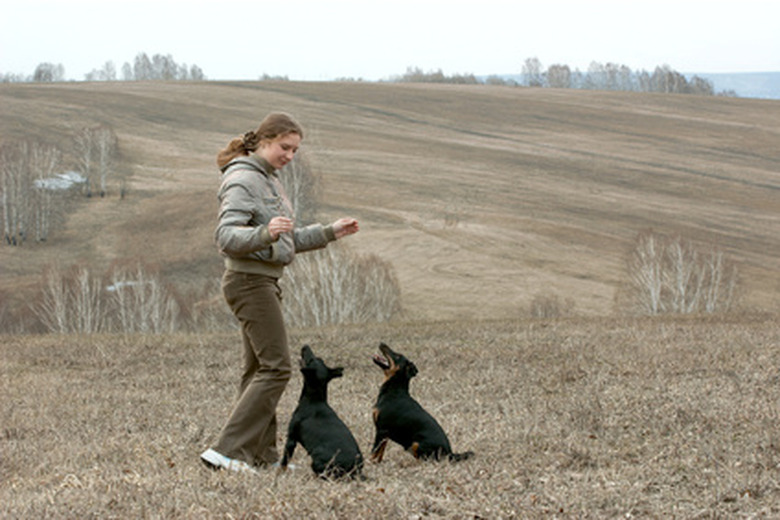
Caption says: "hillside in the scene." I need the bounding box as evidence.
[0,81,778,324]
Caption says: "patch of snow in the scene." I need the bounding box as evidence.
[34,171,86,190]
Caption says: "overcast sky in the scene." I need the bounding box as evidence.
[2,0,778,81]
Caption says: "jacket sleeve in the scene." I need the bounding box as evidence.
[215,173,276,257]
[293,224,336,253]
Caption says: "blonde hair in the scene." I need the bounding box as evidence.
[217,112,304,168]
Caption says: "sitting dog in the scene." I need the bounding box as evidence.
[281,345,364,479]
[371,342,474,463]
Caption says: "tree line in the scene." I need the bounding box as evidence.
[3,53,734,96]
[393,59,736,97]
[0,53,205,83]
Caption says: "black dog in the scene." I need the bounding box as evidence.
[371,342,474,463]
[281,345,364,479]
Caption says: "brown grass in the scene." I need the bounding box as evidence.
[1,81,778,326]
[2,315,779,517]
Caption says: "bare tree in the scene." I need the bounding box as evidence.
[665,237,702,314]
[34,264,107,333]
[72,267,107,333]
[74,127,94,196]
[522,57,543,87]
[133,53,153,80]
[34,262,182,334]
[34,264,69,333]
[95,126,118,196]
[0,72,26,83]
[32,62,65,82]
[1,140,64,244]
[652,65,688,94]
[29,142,63,241]
[282,243,402,327]
[121,62,133,81]
[279,149,321,224]
[689,76,715,96]
[546,64,572,89]
[107,263,181,333]
[74,125,118,197]
[583,62,608,90]
[0,141,28,244]
[152,54,177,80]
[84,61,117,82]
[189,65,206,81]
[700,249,738,313]
[624,230,739,315]
[121,52,205,81]
[626,230,665,314]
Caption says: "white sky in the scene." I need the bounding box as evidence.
[2,0,778,81]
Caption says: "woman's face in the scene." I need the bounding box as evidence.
[258,132,301,170]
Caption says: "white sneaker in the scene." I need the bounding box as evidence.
[273,461,300,471]
[200,448,259,475]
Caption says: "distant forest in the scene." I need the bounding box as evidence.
[2,53,735,97]
[394,58,736,97]
[0,53,205,83]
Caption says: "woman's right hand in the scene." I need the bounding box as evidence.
[267,216,294,240]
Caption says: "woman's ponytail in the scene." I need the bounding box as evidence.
[216,113,303,169]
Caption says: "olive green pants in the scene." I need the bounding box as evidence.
[213,270,292,466]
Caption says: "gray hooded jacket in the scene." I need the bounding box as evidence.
[215,155,335,278]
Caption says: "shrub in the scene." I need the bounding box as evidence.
[530,292,575,319]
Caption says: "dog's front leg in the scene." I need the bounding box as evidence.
[281,434,298,469]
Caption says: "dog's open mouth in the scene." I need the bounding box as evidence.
[372,353,390,370]
[373,343,394,370]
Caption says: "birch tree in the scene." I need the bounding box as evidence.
[282,243,401,327]
[33,62,65,82]
[625,230,739,315]
[74,125,118,197]
[1,140,63,244]
[95,126,117,196]
[29,142,63,241]
[0,141,28,244]
[546,64,572,89]
[34,264,69,333]
[279,149,321,224]
[34,265,106,333]
[107,263,180,333]
[71,267,106,333]
[522,57,544,87]
[626,230,665,314]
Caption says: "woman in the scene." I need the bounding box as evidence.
[200,112,359,473]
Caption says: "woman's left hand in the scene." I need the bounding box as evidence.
[332,218,359,239]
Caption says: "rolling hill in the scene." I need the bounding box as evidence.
[0,81,778,326]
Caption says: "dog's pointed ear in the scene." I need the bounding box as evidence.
[329,367,344,380]
[406,362,418,378]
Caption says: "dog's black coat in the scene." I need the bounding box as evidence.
[371,342,474,463]
[281,345,364,479]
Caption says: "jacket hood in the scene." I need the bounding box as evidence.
[220,154,276,176]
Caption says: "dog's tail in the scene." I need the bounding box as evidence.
[448,450,474,462]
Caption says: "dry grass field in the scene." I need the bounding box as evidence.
[2,316,779,518]
[0,81,778,324]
